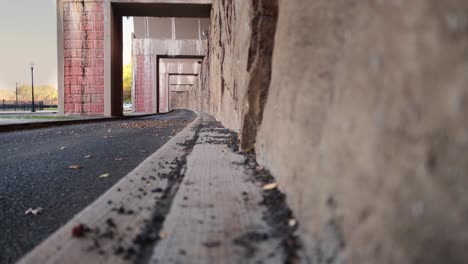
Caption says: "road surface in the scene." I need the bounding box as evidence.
[0,109,196,264]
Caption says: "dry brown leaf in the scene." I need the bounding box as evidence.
[69,164,82,170]
[263,182,278,190]
[99,173,110,178]
[288,219,297,227]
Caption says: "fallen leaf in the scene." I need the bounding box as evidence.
[25,207,43,216]
[71,223,90,238]
[84,155,93,159]
[69,164,82,170]
[159,232,167,239]
[99,173,111,178]
[263,182,278,190]
[60,147,67,150]
[255,166,264,171]
[107,129,112,133]
[288,219,297,227]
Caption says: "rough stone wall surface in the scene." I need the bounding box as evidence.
[63,0,105,115]
[254,1,468,263]
[197,0,277,150]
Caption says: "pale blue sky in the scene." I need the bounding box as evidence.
[0,1,133,91]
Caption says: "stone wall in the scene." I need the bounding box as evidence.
[63,0,105,115]
[192,0,277,149]
[198,0,468,263]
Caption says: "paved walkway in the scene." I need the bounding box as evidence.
[18,113,304,264]
[0,112,98,125]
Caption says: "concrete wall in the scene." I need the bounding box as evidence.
[134,17,210,39]
[192,0,468,263]
[132,39,206,113]
[62,0,105,115]
[170,91,189,109]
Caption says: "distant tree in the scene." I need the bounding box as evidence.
[16,85,58,104]
[123,64,132,103]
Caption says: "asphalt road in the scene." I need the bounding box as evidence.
[0,109,197,264]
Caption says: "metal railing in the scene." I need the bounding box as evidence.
[0,100,57,111]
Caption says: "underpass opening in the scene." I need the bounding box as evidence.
[107,2,211,116]
[156,56,204,112]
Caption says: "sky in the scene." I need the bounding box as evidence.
[0,0,134,91]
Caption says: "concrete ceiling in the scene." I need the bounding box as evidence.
[113,3,211,17]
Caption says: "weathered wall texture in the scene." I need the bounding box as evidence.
[189,0,277,150]
[255,1,468,263]
[63,0,105,115]
[195,0,468,263]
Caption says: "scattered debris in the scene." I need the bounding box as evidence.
[99,173,111,178]
[106,218,117,229]
[288,219,297,227]
[71,223,91,238]
[69,164,82,170]
[203,241,222,248]
[25,207,43,216]
[263,182,278,190]
[115,157,124,161]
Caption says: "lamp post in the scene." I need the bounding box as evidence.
[15,82,18,111]
[30,62,35,112]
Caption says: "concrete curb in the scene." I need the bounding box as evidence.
[0,113,162,133]
[18,113,201,264]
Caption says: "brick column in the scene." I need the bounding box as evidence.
[159,71,169,113]
[63,0,105,115]
[134,55,155,113]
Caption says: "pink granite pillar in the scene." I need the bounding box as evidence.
[63,0,105,115]
[134,55,155,113]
